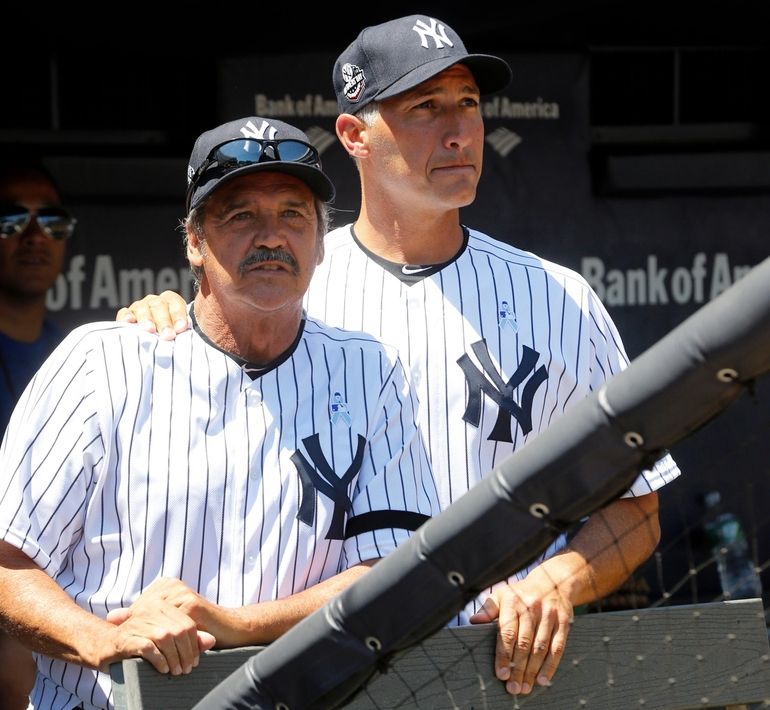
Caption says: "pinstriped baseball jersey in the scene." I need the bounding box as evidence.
[304,224,681,619]
[0,317,439,710]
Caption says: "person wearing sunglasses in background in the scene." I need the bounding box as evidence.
[0,157,74,436]
[0,155,75,710]
[0,117,439,710]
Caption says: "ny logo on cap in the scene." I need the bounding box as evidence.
[240,119,277,140]
[412,18,453,49]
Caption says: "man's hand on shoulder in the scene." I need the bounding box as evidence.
[116,291,189,341]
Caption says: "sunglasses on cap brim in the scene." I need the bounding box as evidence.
[187,138,321,200]
[0,204,77,241]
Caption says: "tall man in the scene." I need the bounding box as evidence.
[0,116,438,710]
[120,15,680,696]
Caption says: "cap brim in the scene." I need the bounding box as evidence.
[189,161,335,212]
[376,53,512,102]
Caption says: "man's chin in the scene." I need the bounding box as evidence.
[447,188,478,210]
[434,177,479,209]
[12,279,58,299]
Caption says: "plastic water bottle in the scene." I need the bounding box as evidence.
[703,491,763,600]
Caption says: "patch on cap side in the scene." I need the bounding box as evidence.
[341,63,366,103]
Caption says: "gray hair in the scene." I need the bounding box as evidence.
[354,103,380,128]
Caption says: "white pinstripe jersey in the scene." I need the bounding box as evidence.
[305,224,681,620]
[0,317,439,710]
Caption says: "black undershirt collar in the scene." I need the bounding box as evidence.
[349,224,470,285]
[190,306,306,381]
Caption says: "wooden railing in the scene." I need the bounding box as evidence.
[111,599,770,710]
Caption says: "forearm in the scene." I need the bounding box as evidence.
[210,560,377,647]
[533,492,661,606]
[0,542,115,668]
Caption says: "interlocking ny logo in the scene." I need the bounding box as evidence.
[240,119,277,140]
[412,18,453,49]
[290,434,366,540]
[457,341,548,442]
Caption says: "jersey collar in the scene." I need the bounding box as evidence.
[349,225,470,285]
[190,306,306,381]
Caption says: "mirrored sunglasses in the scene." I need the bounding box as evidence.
[0,204,77,240]
[188,138,321,194]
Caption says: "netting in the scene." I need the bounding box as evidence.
[190,257,770,710]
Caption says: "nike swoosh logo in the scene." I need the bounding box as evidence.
[401,264,433,275]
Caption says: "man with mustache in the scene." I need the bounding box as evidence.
[0,116,439,710]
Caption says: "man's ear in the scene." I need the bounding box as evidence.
[186,226,204,268]
[336,113,369,159]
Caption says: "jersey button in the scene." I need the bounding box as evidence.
[246,389,263,406]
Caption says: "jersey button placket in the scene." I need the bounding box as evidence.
[405,284,426,393]
[245,387,263,481]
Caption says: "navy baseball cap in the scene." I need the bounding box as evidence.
[186,116,335,212]
[333,15,512,114]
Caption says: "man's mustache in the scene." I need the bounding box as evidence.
[240,248,299,275]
